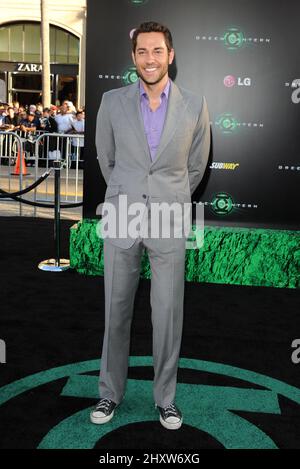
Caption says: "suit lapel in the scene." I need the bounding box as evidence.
[120,82,151,162]
[151,81,187,166]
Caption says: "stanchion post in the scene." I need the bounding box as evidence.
[54,160,61,267]
[38,158,70,272]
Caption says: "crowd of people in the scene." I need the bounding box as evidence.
[0,100,85,167]
[0,100,85,135]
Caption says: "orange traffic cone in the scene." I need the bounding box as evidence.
[11,149,27,176]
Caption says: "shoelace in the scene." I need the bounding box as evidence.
[96,399,112,411]
[163,404,178,417]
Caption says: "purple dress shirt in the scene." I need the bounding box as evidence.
[139,79,170,162]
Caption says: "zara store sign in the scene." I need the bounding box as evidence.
[16,63,42,73]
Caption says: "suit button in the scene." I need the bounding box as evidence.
[149,170,153,175]
[142,194,147,199]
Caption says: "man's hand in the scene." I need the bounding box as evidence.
[20,125,36,133]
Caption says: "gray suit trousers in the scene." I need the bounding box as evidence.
[99,235,186,408]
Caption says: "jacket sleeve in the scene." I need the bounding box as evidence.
[95,92,115,185]
[50,116,58,133]
[187,96,211,195]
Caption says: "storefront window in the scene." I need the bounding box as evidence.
[0,22,79,107]
[58,75,77,103]
[12,74,42,90]
[69,35,79,63]
[10,25,23,62]
[0,72,6,102]
[50,27,56,62]
[0,28,9,61]
[9,73,54,106]
[24,23,41,62]
[0,22,79,64]
[55,29,69,63]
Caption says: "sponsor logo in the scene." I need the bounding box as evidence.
[210,162,240,170]
[224,75,236,87]
[224,75,251,87]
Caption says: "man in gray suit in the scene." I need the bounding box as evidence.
[91,21,210,430]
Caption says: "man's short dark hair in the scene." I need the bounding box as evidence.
[132,21,173,53]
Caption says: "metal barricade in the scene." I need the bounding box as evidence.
[0,131,25,216]
[0,130,84,217]
[33,132,84,217]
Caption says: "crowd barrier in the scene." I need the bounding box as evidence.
[0,129,84,271]
[0,129,84,216]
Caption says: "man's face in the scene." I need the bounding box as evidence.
[60,104,68,114]
[27,114,35,122]
[76,112,84,121]
[132,32,174,86]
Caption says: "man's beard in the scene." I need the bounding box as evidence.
[136,64,169,86]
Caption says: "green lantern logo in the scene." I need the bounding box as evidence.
[223,27,245,50]
[216,113,238,134]
[211,192,234,215]
[1,356,300,448]
[122,66,139,86]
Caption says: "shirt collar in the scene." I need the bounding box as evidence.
[139,79,171,100]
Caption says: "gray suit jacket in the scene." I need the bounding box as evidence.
[96,80,210,248]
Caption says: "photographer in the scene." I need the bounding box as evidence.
[39,107,58,134]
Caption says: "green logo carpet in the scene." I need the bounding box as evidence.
[1,356,300,449]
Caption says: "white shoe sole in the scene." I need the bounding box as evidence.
[159,415,183,430]
[90,409,115,425]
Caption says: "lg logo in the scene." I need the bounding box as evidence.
[224,75,251,87]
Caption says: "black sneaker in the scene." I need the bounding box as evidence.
[90,398,117,424]
[157,403,183,430]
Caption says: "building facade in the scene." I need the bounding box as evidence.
[0,0,86,108]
